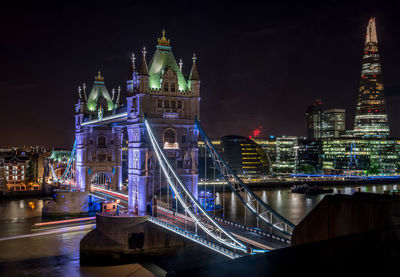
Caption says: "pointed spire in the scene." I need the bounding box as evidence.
[116,86,121,107]
[95,71,104,82]
[128,53,136,79]
[130,53,136,70]
[189,53,199,81]
[158,29,171,47]
[139,46,149,75]
[366,17,378,44]
[82,83,87,101]
[179,58,183,72]
[78,86,82,99]
[111,88,115,101]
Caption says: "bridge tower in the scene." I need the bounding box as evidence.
[126,31,200,215]
[75,73,124,191]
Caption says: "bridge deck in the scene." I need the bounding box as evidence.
[90,186,290,255]
[156,206,288,251]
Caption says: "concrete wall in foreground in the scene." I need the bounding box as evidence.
[292,192,400,245]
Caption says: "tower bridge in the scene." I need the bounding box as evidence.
[57,31,295,258]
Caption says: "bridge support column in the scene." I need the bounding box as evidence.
[76,165,87,192]
[137,177,147,216]
[128,175,135,213]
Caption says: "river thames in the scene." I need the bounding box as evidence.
[0,183,397,276]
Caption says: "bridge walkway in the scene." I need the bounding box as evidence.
[156,205,289,250]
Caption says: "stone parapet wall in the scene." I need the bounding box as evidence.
[42,191,89,217]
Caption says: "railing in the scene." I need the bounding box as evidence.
[156,204,290,245]
[148,216,243,259]
[50,140,77,183]
[212,216,291,245]
[196,118,295,237]
[145,118,249,253]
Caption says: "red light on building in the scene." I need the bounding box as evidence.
[250,126,262,139]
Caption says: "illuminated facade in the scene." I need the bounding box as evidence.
[75,73,124,192]
[221,136,269,176]
[3,156,29,184]
[126,31,200,215]
[273,137,299,173]
[75,32,200,215]
[322,138,399,175]
[306,100,345,139]
[306,99,324,139]
[353,18,389,138]
[322,109,346,138]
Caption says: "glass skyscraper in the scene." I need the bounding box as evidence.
[353,18,390,138]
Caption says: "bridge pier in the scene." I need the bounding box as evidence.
[42,191,91,218]
[80,213,196,266]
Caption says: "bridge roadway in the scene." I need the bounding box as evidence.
[90,186,289,253]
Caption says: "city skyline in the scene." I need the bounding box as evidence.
[1,1,400,148]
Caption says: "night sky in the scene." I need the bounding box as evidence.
[2,0,400,149]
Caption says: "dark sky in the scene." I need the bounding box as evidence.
[1,0,400,149]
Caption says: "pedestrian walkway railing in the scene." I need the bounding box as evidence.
[212,216,291,245]
[148,216,243,259]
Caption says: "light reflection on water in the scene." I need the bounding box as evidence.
[0,183,398,275]
[215,183,399,226]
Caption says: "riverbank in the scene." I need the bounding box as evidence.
[201,177,400,192]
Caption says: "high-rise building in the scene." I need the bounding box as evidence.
[353,18,389,138]
[322,109,346,138]
[306,100,345,139]
[306,99,324,139]
[274,136,299,174]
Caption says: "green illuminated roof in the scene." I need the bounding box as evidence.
[49,149,71,162]
[148,46,189,91]
[87,72,114,111]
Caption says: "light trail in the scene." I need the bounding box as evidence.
[33,217,95,227]
[0,224,95,242]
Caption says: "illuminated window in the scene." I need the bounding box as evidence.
[164,129,175,143]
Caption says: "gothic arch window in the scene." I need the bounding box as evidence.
[98,136,107,147]
[164,129,175,143]
[164,82,169,92]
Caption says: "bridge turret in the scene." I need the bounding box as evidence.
[75,84,87,114]
[189,53,200,97]
[138,47,149,94]
[127,53,139,95]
